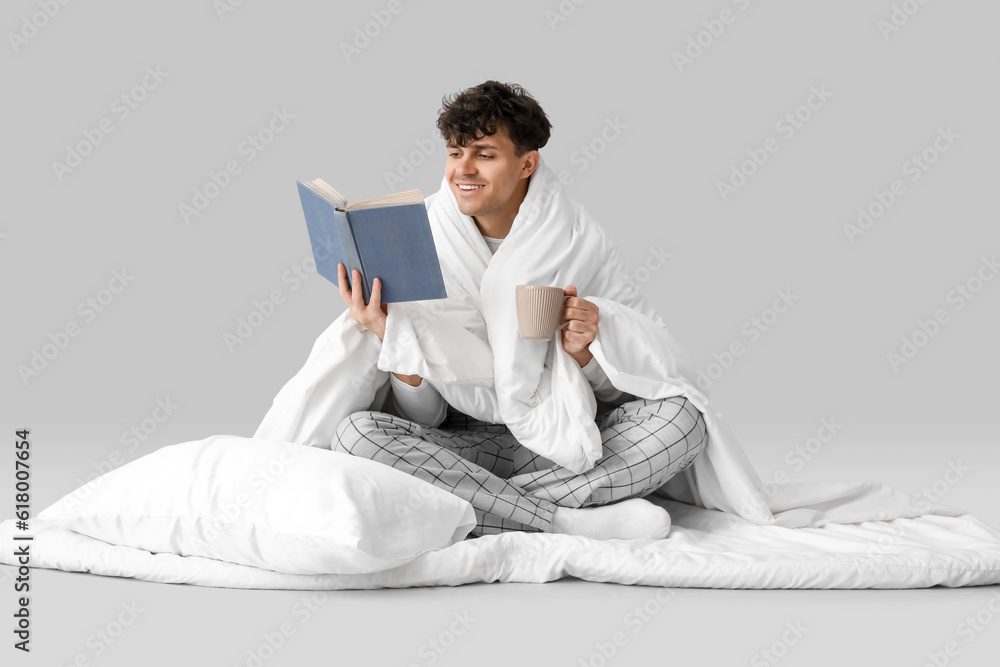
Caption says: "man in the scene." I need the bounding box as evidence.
[332,81,707,540]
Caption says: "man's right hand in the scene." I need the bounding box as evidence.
[338,263,388,341]
[337,264,423,386]
[392,373,423,387]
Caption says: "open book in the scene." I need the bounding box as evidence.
[296,179,447,304]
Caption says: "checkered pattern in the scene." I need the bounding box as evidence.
[334,396,707,537]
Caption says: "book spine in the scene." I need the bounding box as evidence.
[339,210,371,304]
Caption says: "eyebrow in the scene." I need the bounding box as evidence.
[446,141,499,150]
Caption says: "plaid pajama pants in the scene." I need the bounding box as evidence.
[334,396,708,537]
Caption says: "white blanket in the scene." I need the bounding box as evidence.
[253,157,953,531]
[4,497,999,589]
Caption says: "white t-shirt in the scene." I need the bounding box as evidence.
[482,235,504,255]
[389,232,633,427]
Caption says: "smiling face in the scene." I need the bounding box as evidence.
[445,124,538,230]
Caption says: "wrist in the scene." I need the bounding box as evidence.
[571,347,593,368]
[392,372,422,387]
[370,317,387,342]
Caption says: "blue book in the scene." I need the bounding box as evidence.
[296,179,447,304]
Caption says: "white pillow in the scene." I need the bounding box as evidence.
[37,435,476,575]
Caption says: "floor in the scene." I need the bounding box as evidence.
[8,426,1000,666]
[16,570,1000,666]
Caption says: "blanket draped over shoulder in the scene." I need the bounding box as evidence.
[255,158,960,529]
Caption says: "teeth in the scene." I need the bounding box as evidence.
[459,184,483,190]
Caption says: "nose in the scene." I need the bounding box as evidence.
[454,152,478,176]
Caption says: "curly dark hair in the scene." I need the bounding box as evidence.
[436,80,552,157]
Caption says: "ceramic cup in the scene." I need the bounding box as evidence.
[515,285,570,340]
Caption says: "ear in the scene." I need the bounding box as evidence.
[520,150,541,179]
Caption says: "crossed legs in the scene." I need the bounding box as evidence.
[334,396,708,538]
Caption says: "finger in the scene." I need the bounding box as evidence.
[564,296,593,311]
[560,304,570,324]
[563,296,585,316]
[564,305,596,321]
[370,277,383,312]
[351,269,364,307]
[564,316,595,333]
[337,263,351,303]
[561,330,584,349]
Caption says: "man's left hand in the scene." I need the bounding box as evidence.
[561,285,598,367]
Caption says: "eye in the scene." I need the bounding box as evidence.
[480,154,493,159]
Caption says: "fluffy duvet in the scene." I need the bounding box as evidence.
[3,494,999,590]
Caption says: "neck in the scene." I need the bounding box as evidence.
[472,176,530,239]
[474,218,510,239]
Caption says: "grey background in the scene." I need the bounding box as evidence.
[2,1,998,665]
